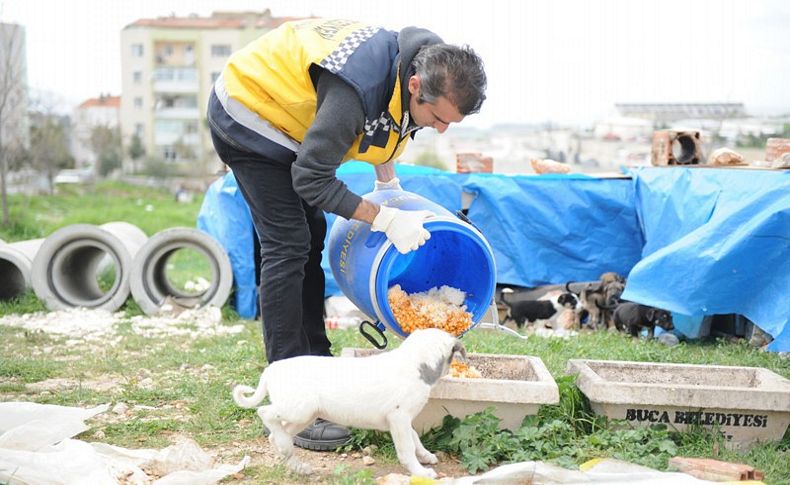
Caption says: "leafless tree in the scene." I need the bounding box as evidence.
[28,92,74,193]
[0,21,28,225]
[89,123,122,177]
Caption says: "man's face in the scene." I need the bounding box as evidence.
[407,75,464,133]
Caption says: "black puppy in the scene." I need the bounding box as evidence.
[502,292,579,328]
[613,302,674,339]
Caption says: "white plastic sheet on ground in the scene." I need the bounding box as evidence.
[378,459,729,485]
[0,402,249,485]
[458,459,724,484]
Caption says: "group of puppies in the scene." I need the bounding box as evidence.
[498,272,675,338]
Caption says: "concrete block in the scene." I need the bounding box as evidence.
[342,349,559,432]
[567,359,790,449]
[650,130,703,165]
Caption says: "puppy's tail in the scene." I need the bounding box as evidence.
[233,374,268,408]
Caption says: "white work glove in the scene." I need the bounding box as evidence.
[371,206,432,254]
[374,177,402,191]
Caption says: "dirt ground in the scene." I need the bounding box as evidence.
[209,438,470,483]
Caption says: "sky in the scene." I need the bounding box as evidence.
[2,0,789,128]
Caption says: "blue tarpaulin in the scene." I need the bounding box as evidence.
[463,173,644,286]
[197,164,790,351]
[622,167,790,352]
[196,173,258,318]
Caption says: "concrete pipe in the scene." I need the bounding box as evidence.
[0,238,45,301]
[31,222,148,311]
[130,227,233,315]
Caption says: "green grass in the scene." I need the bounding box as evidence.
[0,356,57,383]
[0,291,46,315]
[163,248,214,293]
[0,181,203,242]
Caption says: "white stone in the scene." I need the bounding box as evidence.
[112,402,129,414]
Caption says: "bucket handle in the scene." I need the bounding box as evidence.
[359,320,388,349]
[455,210,481,232]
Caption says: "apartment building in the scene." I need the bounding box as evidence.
[71,94,120,169]
[0,22,29,152]
[120,10,301,175]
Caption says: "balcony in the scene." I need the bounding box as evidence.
[153,67,198,93]
[154,132,201,147]
[155,107,200,120]
[154,94,199,120]
[153,120,200,146]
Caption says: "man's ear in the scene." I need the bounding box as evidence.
[408,74,420,95]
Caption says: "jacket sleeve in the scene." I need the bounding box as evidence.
[291,71,365,219]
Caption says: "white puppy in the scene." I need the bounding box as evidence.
[233,328,466,478]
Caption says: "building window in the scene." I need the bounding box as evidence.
[184,44,195,66]
[211,71,220,83]
[133,71,142,84]
[131,44,144,57]
[211,44,231,57]
[133,97,143,108]
[163,146,177,161]
[135,123,144,137]
[155,94,198,110]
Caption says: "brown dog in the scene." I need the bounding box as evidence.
[575,272,625,330]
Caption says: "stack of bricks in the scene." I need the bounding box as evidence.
[668,457,764,481]
[765,137,790,162]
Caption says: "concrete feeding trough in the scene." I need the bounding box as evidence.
[341,349,559,432]
[567,359,790,449]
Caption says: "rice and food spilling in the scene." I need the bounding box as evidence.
[387,284,473,336]
[449,359,482,379]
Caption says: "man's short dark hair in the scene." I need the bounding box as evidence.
[412,44,487,115]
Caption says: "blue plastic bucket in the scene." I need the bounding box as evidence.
[328,189,496,338]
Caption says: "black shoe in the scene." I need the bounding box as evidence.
[293,418,351,451]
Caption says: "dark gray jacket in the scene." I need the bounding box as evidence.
[208,26,442,219]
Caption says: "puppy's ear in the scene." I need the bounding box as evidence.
[646,308,655,322]
[450,339,467,363]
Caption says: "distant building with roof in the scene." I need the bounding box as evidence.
[615,103,746,124]
[120,9,306,175]
[71,94,121,169]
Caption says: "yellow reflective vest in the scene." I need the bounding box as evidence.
[222,19,411,164]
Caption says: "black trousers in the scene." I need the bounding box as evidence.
[209,127,331,363]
